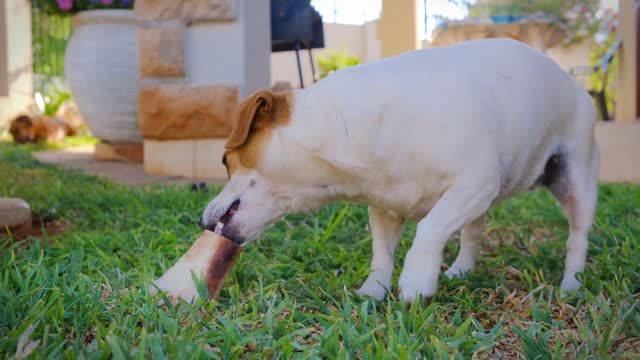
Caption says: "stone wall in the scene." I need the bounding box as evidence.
[135,0,240,141]
[138,84,238,139]
[134,0,270,180]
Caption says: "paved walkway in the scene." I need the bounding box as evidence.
[33,121,640,186]
[33,146,225,186]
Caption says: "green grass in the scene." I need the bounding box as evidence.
[0,139,639,359]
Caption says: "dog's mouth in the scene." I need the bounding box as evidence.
[214,199,241,243]
[220,199,240,225]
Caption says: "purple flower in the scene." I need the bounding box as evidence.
[57,0,73,11]
[122,0,132,5]
[101,0,114,4]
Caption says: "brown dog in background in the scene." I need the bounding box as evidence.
[9,114,77,144]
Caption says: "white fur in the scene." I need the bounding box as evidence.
[201,39,599,302]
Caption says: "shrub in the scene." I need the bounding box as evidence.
[317,49,360,79]
[33,75,72,116]
[38,0,134,16]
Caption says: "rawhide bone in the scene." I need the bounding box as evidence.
[150,226,242,303]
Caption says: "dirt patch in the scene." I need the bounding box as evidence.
[28,216,68,238]
[1,215,70,252]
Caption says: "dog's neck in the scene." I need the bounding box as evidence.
[263,89,368,208]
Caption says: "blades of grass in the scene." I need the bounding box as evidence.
[107,335,128,360]
[512,324,552,360]
[318,205,350,243]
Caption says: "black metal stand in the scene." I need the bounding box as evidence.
[305,41,317,84]
[294,41,305,88]
[292,40,317,89]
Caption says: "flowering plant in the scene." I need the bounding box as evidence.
[457,0,608,45]
[38,0,134,16]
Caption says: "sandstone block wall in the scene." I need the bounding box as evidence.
[135,0,240,141]
[134,0,270,180]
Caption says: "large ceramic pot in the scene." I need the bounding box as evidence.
[64,9,141,143]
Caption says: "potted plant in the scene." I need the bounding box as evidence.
[42,0,141,143]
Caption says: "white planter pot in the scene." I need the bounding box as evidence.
[64,9,141,143]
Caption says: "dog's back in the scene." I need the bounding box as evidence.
[299,38,595,199]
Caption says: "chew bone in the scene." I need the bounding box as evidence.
[214,221,225,234]
[149,230,242,304]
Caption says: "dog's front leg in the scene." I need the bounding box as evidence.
[399,182,497,302]
[357,207,405,300]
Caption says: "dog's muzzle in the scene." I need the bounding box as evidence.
[200,199,242,243]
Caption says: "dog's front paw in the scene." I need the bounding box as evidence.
[398,250,441,302]
[398,273,438,302]
[356,277,390,300]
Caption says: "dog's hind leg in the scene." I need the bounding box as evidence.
[546,141,599,293]
[541,93,599,293]
[357,206,405,300]
[445,214,485,278]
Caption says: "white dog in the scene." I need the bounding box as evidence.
[164,39,599,302]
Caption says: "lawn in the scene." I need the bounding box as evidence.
[0,139,639,359]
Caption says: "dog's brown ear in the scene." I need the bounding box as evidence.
[226,90,275,150]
